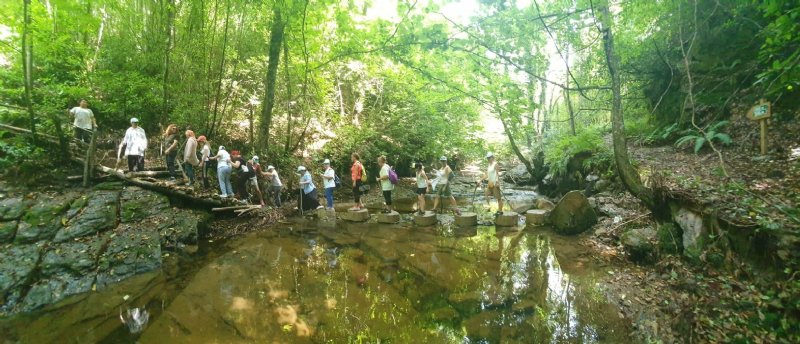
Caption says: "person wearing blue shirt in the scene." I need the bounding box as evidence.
[297,166,322,211]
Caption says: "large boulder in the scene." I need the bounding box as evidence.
[54,191,119,242]
[503,164,531,183]
[673,207,706,258]
[0,244,42,314]
[120,187,171,223]
[550,191,597,235]
[0,197,30,221]
[155,209,210,249]
[96,224,161,288]
[15,194,76,243]
[621,227,658,263]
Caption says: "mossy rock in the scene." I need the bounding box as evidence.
[120,187,170,223]
[0,221,18,243]
[657,223,682,254]
[54,191,120,242]
[621,227,658,264]
[550,191,597,235]
[0,197,30,221]
[96,224,162,288]
[15,194,77,243]
[0,244,42,313]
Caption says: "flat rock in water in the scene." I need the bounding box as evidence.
[341,209,369,222]
[454,212,477,227]
[535,198,556,211]
[414,211,438,226]
[377,211,400,224]
[0,244,42,314]
[54,191,120,242]
[495,212,520,227]
[550,191,597,235]
[525,209,548,227]
[95,224,161,288]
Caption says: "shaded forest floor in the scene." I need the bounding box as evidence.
[581,114,800,343]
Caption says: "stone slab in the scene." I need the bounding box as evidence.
[495,212,520,227]
[341,209,369,222]
[377,211,400,224]
[525,209,548,227]
[414,212,438,226]
[454,212,477,227]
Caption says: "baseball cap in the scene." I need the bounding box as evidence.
[439,156,447,161]
[252,155,259,162]
[130,117,139,123]
[297,166,306,172]
[323,159,331,165]
[267,165,275,170]
[231,150,241,156]
[218,145,226,151]
[486,152,494,159]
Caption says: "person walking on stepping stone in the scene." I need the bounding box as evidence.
[350,153,366,210]
[432,156,461,215]
[377,156,394,213]
[322,159,336,210]
[414,161,430,215]
[482,152,504,216]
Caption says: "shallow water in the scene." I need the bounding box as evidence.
[0,208,631,343]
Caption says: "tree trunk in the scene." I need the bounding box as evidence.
[22,0,36,143]
[283,38,294,153]
[208,0,231,139]
[258,8,285,152]
[162,0,174,117]
[83,129,97,187]
[597,2,655,209]
[565,50,576,136]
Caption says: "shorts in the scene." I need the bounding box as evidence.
[437,184,452,197]
[415,187,427,195]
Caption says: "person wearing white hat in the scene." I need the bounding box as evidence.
[481,152,504,215]
[321,159,336,210]
[118,117,148,172]
[297,166,322,211]
[432,156,461,215]
[260,164,283,206]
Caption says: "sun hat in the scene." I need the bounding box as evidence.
[486,152,494,159]
[252,155,259,163]
[267,165,275,170]
[197,136,207,142]
[439,156,447,161]
[323,159,331,165]
[130,117,139,123]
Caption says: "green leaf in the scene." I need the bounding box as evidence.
[693,137,706,154]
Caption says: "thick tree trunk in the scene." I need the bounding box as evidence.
[83,129,97,187]
[22,0,36,143]
[258,8,285,151]
[209,0,231,139]
[162,0,174,117]
[598,3,655,209]
[283,39,294,153]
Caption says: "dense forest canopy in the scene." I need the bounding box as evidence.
[1,0,798,173]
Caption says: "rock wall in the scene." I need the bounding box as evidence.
[0,186,209,316]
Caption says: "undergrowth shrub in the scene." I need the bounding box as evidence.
[543,128,608,178]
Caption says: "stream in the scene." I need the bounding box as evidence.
[0,198,632,343]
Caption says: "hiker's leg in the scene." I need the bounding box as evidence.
[494,186,503,212]
[326,187,334,208]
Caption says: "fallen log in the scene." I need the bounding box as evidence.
[125,170,171,178]
[212,205,258,212]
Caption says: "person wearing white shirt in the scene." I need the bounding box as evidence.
[376,156,394,213]
[68,99,97,143]
[198,136,211,188]
[118,117,148,172]
[209,146,233,198]
[261,165,283,206]
[322,159,336,210]
[482,152,504,216]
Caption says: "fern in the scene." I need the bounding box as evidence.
[674,120,731,153]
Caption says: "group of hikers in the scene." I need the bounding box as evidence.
[68,100,506,216]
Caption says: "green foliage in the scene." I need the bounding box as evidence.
[756,0,800,103]
[543,128,608,178]
[0,131,54,185]
[674,121,732,154]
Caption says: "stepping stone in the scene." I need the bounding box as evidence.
[454,212,477,227]
[318,208,336,221]
[495,211,520,227]
[341,209,369,222]
[377,211,400,224]
[525,209,548,227]
[414,211,438,226]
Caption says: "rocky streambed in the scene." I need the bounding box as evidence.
[0,183,209,316]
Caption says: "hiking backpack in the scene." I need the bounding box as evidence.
[388,166,399,185]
